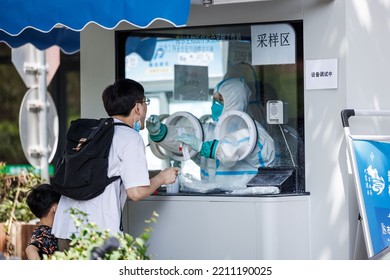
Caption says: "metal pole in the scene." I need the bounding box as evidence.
[37,50,49,182]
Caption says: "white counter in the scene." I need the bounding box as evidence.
[123,194,311,260]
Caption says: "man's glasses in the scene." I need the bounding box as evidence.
[138,98,150,106]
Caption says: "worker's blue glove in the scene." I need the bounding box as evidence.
[175,134,219,159]
[146,115,167,142]
[146,115,161,135]
[175,134,202,152]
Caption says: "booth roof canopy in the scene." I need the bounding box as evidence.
[0,0,191,54]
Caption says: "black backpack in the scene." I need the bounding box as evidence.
[52,118,129,200]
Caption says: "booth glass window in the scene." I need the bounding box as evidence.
[116,21,305,194]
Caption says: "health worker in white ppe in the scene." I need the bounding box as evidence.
[147,78,275,192]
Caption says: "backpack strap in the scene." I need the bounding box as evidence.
[111,120,130,231]
[113,121,131,128]
[106,120,128,184]
[107,175,121,184]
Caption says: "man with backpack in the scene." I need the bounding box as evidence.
[52,78,179,251]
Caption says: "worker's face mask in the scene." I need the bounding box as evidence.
[211,100,224,122]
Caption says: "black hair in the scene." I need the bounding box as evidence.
[102,78,145,117]
[26,184,61,219]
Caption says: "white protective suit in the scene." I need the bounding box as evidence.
[151,78,275,193]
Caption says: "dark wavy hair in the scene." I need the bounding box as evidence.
[26,184,61,218]
[102,78,145,117]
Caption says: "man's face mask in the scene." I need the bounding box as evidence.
[133,114,141,132]
[211,100,224,122]
[133,119,141,132]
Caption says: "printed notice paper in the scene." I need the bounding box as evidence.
[305,59,338,90]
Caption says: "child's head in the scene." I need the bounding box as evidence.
[26,184,61,219]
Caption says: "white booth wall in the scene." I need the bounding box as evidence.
[78,0,390,259]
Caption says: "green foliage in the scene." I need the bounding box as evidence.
[48,208,158,260]
[0,52,28,164]
[0,161,42,257]
[0,121,26,164]
[0,162,41,223]
[0,58,26,123]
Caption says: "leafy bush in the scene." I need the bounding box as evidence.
[48,208,158,260]
[0,122,26,164]
[0,161,42,258]
[0,162,41,223]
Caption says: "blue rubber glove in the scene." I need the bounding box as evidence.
[176,134,219,159]
[146,115,167,142]
[146,115,161,135]
[175,134,202,152]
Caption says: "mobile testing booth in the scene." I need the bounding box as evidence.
[78,0,390,259]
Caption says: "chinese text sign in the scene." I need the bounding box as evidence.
[251,23,296,65]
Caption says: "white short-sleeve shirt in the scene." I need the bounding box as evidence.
[52,119,150,239]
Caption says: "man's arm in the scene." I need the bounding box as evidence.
[26,244,40,260]
[126,167,179,201]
